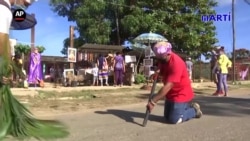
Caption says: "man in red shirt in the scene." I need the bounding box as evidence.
[147,41,202,124]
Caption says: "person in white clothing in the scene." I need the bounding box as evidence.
[92,63,99,86]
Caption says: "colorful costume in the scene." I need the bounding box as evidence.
[28,52,43,84]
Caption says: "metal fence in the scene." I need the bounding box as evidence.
[192,62,250,82]
[192,62,211,81]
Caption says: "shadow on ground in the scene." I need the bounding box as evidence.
[95,95,250,126]
[194,95,250,117]
[95,109,166,126]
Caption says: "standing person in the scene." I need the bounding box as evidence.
[216,46,232,97]
[0,0,68,139]
[113,52,125,87]
[92,63,99,86]
[28,47,43,86]
[147,41,202,124]
[49,66,55,82]
[211,47,221,95]
[185,57,193,81]
[97,54,109,86]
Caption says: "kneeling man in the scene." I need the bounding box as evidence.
[147,41,202,124]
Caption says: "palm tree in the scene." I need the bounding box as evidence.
[0,41,69,140]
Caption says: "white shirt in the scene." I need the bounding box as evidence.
[0,0,12,34]
[92,67,99,77]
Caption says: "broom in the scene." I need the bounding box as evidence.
[0,39,69,140]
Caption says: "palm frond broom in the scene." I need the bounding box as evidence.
[0,39,69,140]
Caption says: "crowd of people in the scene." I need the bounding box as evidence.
[92,51,126,87]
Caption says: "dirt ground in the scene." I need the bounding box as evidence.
[13,87,151,115]
[12,82,249,116]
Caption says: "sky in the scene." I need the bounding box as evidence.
[10,0,250,57]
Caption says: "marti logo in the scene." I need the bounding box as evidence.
[13,9,26,22]
[201,13,231,22]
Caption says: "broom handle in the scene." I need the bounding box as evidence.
[142,78,157,127]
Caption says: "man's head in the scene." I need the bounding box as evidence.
[152,41,172,62]
[215,46,225,55]
[34,47,38,53]
[116,51,121,56]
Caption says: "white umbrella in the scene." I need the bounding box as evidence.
[133,32,168,44]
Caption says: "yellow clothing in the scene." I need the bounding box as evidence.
[218,54,232,74]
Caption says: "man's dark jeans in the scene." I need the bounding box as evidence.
[164,100,196,124]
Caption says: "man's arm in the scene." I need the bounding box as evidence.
[151,82,173,102]
[151,63,182,103]
[113,58,116,68]
[123,60,126,72]
[227,59,232,68]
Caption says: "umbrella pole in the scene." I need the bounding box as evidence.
[135,51,143,75]
[146,41,150,86]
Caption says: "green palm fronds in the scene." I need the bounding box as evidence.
[0,48,69,140]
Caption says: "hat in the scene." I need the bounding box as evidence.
[108,53,113,57]
[215,46,221,50]
[215,46,224,50]
[153,41,172,57]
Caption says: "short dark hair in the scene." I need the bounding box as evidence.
[99,54,103,57]
[116,52,121,55]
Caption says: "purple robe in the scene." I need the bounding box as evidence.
[28,52,43,84]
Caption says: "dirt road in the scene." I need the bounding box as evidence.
[6,83,250,141]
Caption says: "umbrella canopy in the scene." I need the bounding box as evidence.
[122,40,148,49]
[133,32,168,44]
[10,8,37,30]
[121,40,133,49]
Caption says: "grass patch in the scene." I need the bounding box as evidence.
[34,88,146,99]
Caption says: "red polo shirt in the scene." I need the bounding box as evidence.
[158,53,194,102]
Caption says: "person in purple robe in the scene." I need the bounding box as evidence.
[28,47,43,84]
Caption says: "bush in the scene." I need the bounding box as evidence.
[134,74,146,84]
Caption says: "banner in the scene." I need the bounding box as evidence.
[67,48,77,62]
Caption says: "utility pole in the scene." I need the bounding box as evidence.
[31,14,35,50]
[232,0,236,82]
[69,25,74,69]
[27,13,35,71]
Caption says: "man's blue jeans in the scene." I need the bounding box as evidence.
[164,100,196,124]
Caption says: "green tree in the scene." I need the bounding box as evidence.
[233,48,250,60]
[14,44,46,55]
[61,37,85,55]
[245,0,250,5]
[14,44,30,55]
[50,0,218,59]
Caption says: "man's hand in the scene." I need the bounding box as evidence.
[151,72,159,81]
[146,101,155,113]
[1,77,11,85]
[151,68,160,81]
